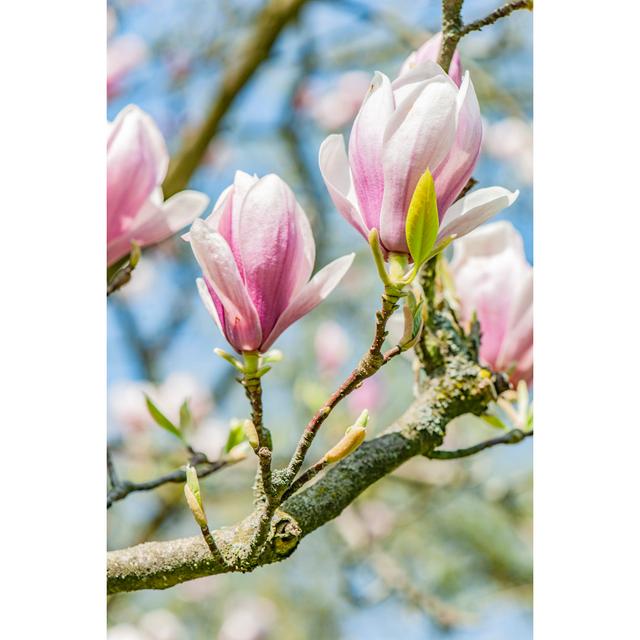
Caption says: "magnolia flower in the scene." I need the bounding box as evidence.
[450,221,533,385]
[109,372,213,434]
[399,31,463,87]
[483,117,533,185]
[188,171,354,354]
[107,34,147,99]
[298,71,372,130]
[319,61,517,258]
[314,320,351,374]
[107,105,208,265]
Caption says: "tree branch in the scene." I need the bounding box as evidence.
[284,290,403,485]
[162,0,310,197]
[107,347,498,593]
[437,0,533,73]
[426,428,533,460]
[459,1,532,37]
[107,453,230,508]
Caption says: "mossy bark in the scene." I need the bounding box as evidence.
[107,352,496,594]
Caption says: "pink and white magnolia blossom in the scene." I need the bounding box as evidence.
[107,34,147,99]
[399,31,463,87]
[107,105,209,265]
[450,221,533,385]
[188,171,354,354]
[299,71,372,131]
[319,61,518,257]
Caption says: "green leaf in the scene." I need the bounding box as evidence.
[179,400,193,433]
[405,168,439,268]
[480,414,507,430]
[144,395,185,442]
[224,421,246,453]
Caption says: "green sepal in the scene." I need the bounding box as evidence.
[405,168,439,269]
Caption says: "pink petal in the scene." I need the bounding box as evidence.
[319,134,369,239]
[261,253,354,352]
[379,70,458,252]
[107,106,169,243]
[233,174,315,339]
[189,219,262,352]
[348,71,394,230]
[433,72,483,218]
[399,33,462,87]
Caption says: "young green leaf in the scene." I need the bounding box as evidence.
[144,394,185,442]
[480,414,507,430]
[179,400,193,433]
[224,420,246,453]
[405,168,439,268]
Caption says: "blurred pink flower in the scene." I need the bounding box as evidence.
[400,31,463,87]
[299,71,372,130]
[319,62,517,256]
[218,597,277,640]
[188,171,354,354]
[107,105,209,265]
[314,320,351,374]
[347,376,384,416]
[109,372,213,434]
[483,117,533,185]
[107,34,147,99]
[450,221,533,385]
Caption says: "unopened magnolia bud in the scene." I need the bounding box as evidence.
[185,464,202,508]
[184,485,208,528]
[353,409,369,429]
[242,419,260,449]
[323,412,368,464]
[226,441,251,462]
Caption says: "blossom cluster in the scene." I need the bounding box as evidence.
[107,33,532,384]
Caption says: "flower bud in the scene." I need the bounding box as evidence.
[323,410,368,464]
[242,419,260,450]
[184,465,208,528]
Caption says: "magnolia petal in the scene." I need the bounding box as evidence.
[438,187,519,242]
[107,105,169,240]
[380,73,458,252]
[433,72,483,217]
[234,174,313,338]
[399,33,463,87]
[319,134,368,239]
[261,253,354,352]
[196,277,224,336]
[189,219,262,352]
[348,71,395,229]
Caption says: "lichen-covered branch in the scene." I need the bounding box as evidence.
[162,0,310,197]
[107,343,504,593]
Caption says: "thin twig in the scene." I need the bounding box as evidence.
[107,455,229,508]
[107,447,119,488]
[460,1,532,37]
[426,428,533,460]
[284,291,403,485]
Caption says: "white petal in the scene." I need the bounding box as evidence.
[438,187,519,242]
